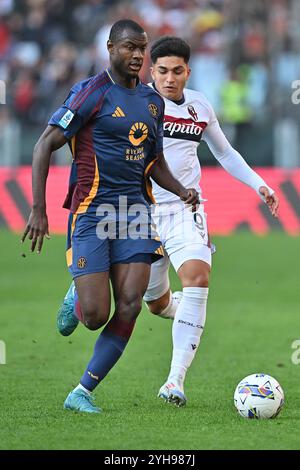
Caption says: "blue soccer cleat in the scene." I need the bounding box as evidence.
[158,382,187,407]
[57,281,79,336]
[64,389,102,413]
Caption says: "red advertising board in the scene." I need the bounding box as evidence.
[0,167,299,235]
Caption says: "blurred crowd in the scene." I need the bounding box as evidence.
[0,0,300,166]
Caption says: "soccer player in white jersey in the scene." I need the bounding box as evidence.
[143,36,279,407]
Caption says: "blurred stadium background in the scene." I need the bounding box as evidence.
[0,0,300,234]
[1,0,300,451]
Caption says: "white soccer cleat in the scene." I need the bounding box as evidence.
[158,382,187,407]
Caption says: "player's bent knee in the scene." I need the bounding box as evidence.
[194,273,210,287]
[182,272,210,288]
[82,307,108,330]
[83,319,103,331]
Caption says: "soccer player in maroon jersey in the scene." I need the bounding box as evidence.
[21,22,199,413]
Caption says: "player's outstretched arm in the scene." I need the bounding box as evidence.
[21,125,68,253]
[202,117,280,217]
[150,152,199,210]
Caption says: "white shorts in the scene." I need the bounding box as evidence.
[143,201,213,302]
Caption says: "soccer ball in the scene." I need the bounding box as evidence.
[234,373,284,419]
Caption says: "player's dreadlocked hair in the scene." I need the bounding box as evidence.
[150,36,190,64]
[109,19,145,43]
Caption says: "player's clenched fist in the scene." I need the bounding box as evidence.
[180,188,199,212]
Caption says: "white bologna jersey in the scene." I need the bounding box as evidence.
[149,84,273,205]
[149,86,213,204]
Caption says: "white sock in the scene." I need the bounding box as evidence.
[158,291,182,319]
[74,383,92,395]
[167,287,209,391]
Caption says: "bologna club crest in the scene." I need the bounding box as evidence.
[187,105,198,121]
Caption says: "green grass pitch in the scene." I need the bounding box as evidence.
[0,230,299,450]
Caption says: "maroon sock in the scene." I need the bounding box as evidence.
[104,315,136,339]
